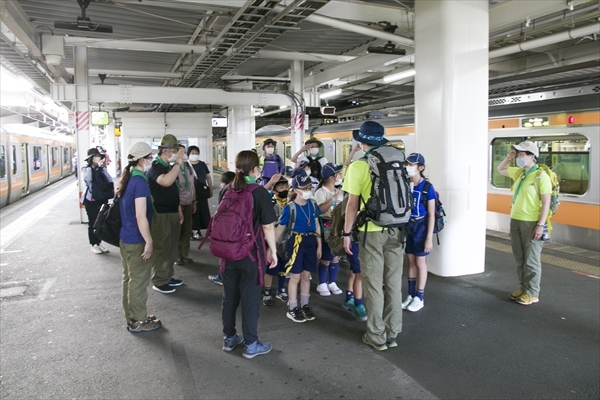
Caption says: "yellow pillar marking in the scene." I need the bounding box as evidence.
[486,240,600,277]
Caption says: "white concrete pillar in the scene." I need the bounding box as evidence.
[414,0,489,276]
[104,120,117,177]
[289,60,305,156]
[74,46,91,223]
[226,82,255,171]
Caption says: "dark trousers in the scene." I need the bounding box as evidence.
[84,200,106,245]
[222,257,261,344]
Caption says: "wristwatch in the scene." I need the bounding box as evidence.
[536,223,545,227]
[342,231,352,237]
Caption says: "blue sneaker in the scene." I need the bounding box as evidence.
[168,278,184,287]
[342,297,355,311]
[352,304,368,322]
[243,340,272,359]
[208,274,223,285]
[222,334,243,352]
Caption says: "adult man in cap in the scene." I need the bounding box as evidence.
[497,141,551,306]
[341,120,405,351]
[147,134,186,294]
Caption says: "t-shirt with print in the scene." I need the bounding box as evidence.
[341,159,380,232]
[119,175,153,245]
[508,166,551,221]
[278,200,321,233]
[411,179,436,219]
[314,186,343,219]
[146,161,180,213]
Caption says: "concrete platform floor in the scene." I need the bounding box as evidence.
[1,178,598,399]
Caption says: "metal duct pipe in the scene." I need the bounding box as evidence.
[489,22,600,59]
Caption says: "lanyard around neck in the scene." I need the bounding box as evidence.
[512,165,538,204]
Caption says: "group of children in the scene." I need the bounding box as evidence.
[207,139,436,324]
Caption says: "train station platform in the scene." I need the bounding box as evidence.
[1,178,598,399]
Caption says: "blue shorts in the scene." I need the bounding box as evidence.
[347,241,361,273]
[265,257,285,277]
[287,234,318,274]
[405,217,430,257]
[320,240,335,262]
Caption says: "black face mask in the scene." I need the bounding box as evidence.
[276,190,288,198]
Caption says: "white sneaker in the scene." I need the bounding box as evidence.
[91,245,103,254]
[407,297,424,312]
[401,295,413,310]
[97,244,110,253]
[316,283,331,296]
[328,282,343,295]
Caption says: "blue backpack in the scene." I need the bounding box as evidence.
[420,181,446,245]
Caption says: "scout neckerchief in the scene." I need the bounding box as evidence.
[153,155,183,190]
[512,164,539,205]
[244,175,257,183]
[131,168,157,213]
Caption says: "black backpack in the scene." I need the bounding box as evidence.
[93,196,121,247]
[308,157,323,179]
[90,167,114,202]
[420,180,446,245]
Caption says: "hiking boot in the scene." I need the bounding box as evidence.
[127,318,162,333]
[362,333,387,351]
[275,289,289,302]
[286,307,306,323]
[316,283,331,296]
[243,340,272,359]
[516,294,539,306]
[192,232,201,240]
[328,282,343,295]
[352,304,368,322]
[401,295,413,310]
[342,297,355,311]
[181,257,193,263]
[509,289,524,301]
[208,274,223,285]
[407,297,424,312]
[97,244,110,253]
[301,305,316,321]
[222,334,243,352]
[386,337,398,348]
[175,259,185,266]
[263,293,274,306]
[91,245,103,254]
[168,278,184,287]
[152,284,176,294]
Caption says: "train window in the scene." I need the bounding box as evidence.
[0,145,5,178]
[11,145,17,175]
[51,147,59,167]
[33,146,43,170]
[222,146,227,162]
[491,136,590,195]
[212,146,217,161]
[285,145,291,162]
[63,148,69,164]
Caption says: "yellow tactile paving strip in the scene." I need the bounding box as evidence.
[486,240,600,277]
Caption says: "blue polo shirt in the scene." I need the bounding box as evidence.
[119,175,153,245]
[278,200,321,233]
[411,180,436,218]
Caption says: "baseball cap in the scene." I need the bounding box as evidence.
[321,163,343,180]
[512,141,539,157]
[292,175,312,189]
[406,153,425,165]
[291,167,308,178]
[128,142,152,162]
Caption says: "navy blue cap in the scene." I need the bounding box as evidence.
[321,163,342,180]
[352,120,388,146]
[406,153,425,165]
[292,175,312,189]
[283,166,294,177]
[291,168,307,178]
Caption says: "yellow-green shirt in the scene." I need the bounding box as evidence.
[341,159,381,232]
[508,166,552,221]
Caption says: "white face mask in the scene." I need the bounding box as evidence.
[516,156,529,168]
[168,153,178,163]
[300,190,313,200]
[406,165,418,177]
[189,154,200,162]
[309,147,319,156]
[266,147,275,155]
[93,156,102,165]
[335,178,343,186]
[143,160,152,172]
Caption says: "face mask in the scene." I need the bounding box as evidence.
[300,190,313,200]
[266,147,275,155]
[335,178,343,186]
[189,154,200,162]
[143,160,152,172]
[168,154,178,163]
[276,190,288,198]
[406,165,418,177]
[309,147,319,156]
[516,156,528,168]
[304,167,311,175]
[93,156,101,164]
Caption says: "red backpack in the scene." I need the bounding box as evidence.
[199,183,266,284]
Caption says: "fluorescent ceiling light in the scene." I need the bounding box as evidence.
[279,105,289,109]
[320,88,342,99]
[383,69,415,83]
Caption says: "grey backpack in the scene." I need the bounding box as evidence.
[357,145,413,228]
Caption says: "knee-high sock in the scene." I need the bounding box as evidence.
[318,262,328,284]
[328,262,339,283]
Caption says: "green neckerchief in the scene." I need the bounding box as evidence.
[244,175,257,183]
[131,168,157,213]
[512,164,539,205]
[363,145,381,158]
[180,162,190,191]
[153,155,182,190]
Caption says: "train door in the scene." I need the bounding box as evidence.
[20,144,29,195]
[44,145,50,184]
[335,139,353,165]
[283,142,292,166]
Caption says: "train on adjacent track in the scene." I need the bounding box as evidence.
[0,124,75,208]
[213,110,599,251]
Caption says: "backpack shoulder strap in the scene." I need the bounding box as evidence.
[287,201,296,231]
[421,180,431,210]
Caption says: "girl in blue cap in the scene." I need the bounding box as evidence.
[402,153,437,312]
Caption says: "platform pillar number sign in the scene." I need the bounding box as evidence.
[74,46,91,223]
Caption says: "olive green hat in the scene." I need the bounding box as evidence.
[160,134,179,149]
